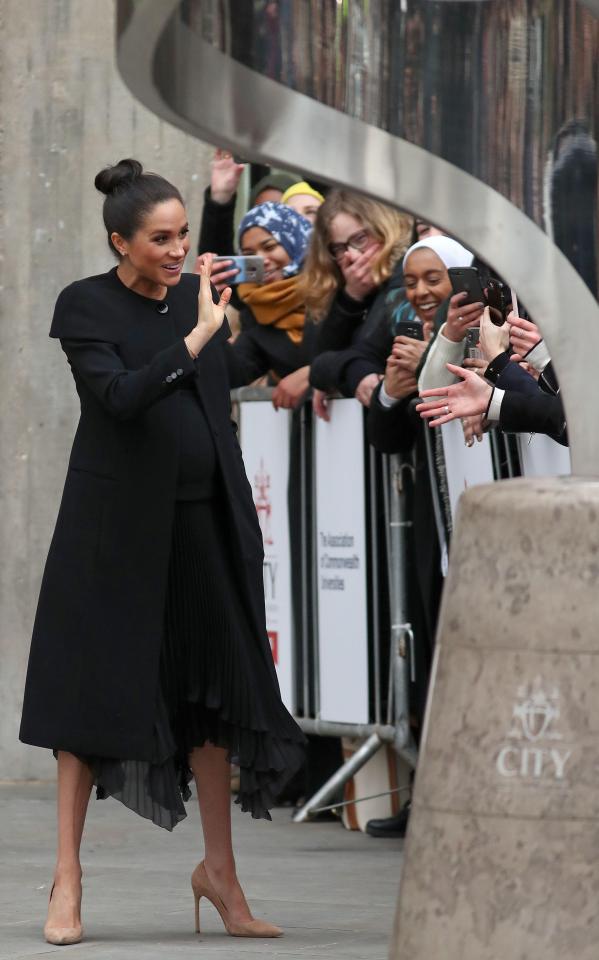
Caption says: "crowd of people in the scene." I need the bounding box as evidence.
[197,148,566,837]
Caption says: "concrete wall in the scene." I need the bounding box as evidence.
[0,0,214,778]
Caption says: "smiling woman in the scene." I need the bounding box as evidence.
[19,158,305,947]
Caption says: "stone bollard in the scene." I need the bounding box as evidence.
[391,476,599,960]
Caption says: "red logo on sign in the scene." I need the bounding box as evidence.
[254,458,273,545]
[268,630,278,664]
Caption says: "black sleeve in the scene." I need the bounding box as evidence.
[538,361,559,396]
[197,186,237,256]
[61,337,197,421]
[366,383,419,455]
[499,391,568,446]
[310,312,391,395]
[224,328,271,388]
[314,289,368,355]
[487,352,540,396]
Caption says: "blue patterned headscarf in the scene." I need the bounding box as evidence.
[238,201,312,278]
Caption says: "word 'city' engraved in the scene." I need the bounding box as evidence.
[496,677,571,782]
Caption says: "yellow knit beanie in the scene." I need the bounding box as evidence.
[281,181,325,205]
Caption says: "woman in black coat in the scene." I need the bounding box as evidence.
[19,159,304,946]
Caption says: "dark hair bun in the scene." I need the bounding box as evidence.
[94,158,144,196]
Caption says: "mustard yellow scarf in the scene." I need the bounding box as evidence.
[237,276,306,344]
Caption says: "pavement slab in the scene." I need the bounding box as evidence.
[0,782,402,960]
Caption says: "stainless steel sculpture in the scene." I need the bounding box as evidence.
[116,0,599,473]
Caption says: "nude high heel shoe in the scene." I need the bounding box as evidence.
[191,861,283,938]
[43,883,83,945]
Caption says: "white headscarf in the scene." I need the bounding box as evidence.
[403,235,474,271]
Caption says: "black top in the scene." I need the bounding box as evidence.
[109,269,218,500]
[176,379,218,499]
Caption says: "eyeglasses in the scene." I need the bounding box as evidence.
[327,229,372,262]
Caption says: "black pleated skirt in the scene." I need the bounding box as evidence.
[81,499,306,830]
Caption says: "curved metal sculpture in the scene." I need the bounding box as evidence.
[116,0,599,474]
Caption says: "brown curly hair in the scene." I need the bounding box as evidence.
[299,190,413,321]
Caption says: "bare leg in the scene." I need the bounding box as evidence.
[45,751,94,933]
[189,743,253,922]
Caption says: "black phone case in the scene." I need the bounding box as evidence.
[448,267,485,306]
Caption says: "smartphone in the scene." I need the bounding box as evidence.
[394,319,424,341]
[213,255,264,284]
[486,277,512,326]
[466,327,483,361]
[448,266,486,306]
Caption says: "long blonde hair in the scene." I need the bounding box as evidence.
[300,190,413,321]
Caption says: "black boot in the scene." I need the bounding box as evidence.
[366,801,411,838]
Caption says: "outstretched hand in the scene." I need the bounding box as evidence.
[184,255,232,358]
[416,362,492,427]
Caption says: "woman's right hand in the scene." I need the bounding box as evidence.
[340,247,380,301]
[444,292,485,343]
[185,255,232,358]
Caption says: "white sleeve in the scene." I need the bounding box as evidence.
[486,387,505,423]
[378,381,400,408]
[524,339,551,372]
[418,325,466,392]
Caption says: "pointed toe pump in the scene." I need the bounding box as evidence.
[43,884,83,946]
[191,861,283,938]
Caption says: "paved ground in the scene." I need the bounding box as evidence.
[0,782,403,960]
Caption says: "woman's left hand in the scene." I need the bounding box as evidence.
[479,305,509,362]
[272,366,310,410]
[417,363,492,426]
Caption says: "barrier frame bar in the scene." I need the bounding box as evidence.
[231,387,418,822]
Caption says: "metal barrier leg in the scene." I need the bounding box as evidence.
[292,732,384,823]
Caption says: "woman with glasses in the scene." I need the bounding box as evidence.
[301,190,412,414]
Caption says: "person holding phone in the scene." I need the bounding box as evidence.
[225,201,315,410]
[19,159,305,947]
[195,148,298,292]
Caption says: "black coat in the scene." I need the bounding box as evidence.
[20,269,270,760]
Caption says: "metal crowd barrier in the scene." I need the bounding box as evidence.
[231,386,418,822]
[231,387,571,823]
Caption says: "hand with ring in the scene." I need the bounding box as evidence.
[417,362,493,426]
[444,292,485,343]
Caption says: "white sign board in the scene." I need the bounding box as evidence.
[239,403,294,710]
[517,433,571,478]
[315,400,369,724]
[441,420,496,521]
